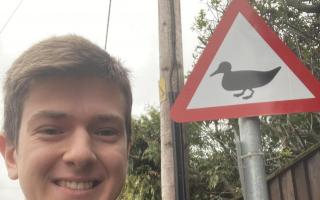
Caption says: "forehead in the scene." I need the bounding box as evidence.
[21,75,126,122]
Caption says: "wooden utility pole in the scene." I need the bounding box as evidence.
[158,0,188,199]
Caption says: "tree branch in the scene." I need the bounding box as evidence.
[286,0,320,13]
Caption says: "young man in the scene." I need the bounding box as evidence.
[0,35,132,200]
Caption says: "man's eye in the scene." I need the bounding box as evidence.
[38,127,63,135]
[94,129,117,136]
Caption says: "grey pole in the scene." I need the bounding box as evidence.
[234,132,246,200]
[238,117,269,200]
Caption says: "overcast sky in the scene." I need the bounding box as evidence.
[0,0,203,199]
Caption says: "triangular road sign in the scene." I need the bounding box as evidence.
[171,0,320,122]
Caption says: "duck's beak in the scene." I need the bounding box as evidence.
[210,70,219,77]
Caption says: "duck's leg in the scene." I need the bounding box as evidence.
[243,89,254,99]
[234,89,246,97]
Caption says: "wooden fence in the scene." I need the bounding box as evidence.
[267,143,320,200]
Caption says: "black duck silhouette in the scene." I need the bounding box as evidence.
[210,61,281,99]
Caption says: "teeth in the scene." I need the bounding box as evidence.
[57,180,94,190]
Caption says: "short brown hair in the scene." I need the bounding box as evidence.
[3,35,132,146]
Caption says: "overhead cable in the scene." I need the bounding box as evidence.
[104,0,112,50]
[0,0,25,36]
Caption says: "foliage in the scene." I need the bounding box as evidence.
[120,107,242,199]
[119,107,161,200]
[187,119,242,199]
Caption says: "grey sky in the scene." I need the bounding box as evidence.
[0,0,204,199]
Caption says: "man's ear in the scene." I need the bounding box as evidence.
[0,133,5,157]
[0,133,18,180]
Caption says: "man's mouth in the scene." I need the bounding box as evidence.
[55,180,100,190]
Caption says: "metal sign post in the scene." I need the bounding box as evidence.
[234,132,246,200]
[238,117,269,200]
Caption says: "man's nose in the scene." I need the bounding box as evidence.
[62,128,97,169]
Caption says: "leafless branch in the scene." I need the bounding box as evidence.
[286,0,320,13]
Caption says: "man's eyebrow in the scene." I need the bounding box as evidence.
[29,111,68,121]
[28,111,124,124]
[92,114,124,124]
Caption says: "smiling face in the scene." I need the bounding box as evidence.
[5,75,129,200]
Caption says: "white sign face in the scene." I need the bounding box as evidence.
[187,13,314,109]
